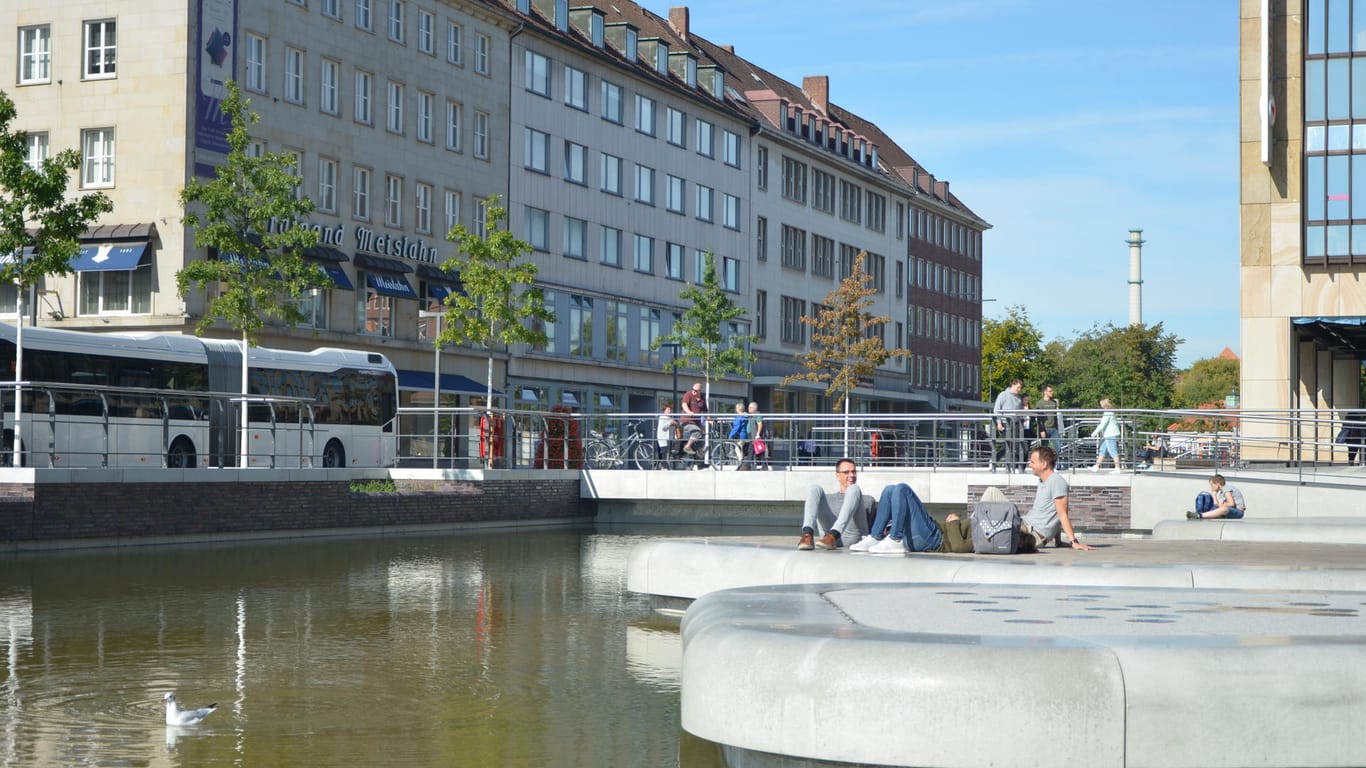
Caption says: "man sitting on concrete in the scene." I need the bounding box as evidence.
[1188,474,1246,519]
[797,458,867,550]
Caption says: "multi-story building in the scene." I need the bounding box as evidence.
[1240,0,1366,456]
[3,0,986,460]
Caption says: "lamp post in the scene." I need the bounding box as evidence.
[419,310,443,468]
[660,342,682,408]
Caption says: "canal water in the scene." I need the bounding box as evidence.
[0,526,742,767]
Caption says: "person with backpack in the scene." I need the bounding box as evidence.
[1023,444,1094,550]
[848,483,974,554]
[1187,474,1246,519]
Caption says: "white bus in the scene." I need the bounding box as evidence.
[0,323,397,469]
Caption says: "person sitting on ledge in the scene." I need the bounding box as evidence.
[796,458,867,550]
[1187,474,1246,520]
[1024,444,1095,550]
[849,482,975,554]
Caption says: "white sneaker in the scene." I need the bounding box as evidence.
[848,535,877,552]
[1087,466,1099,472]
[869,537,906,554]
[1110,469,1123,474]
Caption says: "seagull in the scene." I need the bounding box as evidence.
[164,692,217,726]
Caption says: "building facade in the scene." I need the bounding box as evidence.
[3,0,987,460]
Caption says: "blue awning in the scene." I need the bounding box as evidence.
[428,283,457,302]
[396,369,500,396]
[365,271,418,300]
[317,262,354,290]
[0,247,34,265]
[72,241,149,271]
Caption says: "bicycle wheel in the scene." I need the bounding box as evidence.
[584,440,619,469]
[631,441,658,470]
[706,441,743,470]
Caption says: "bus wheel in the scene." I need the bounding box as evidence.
[167,437,197,469]
[0,430,24,467]
[322,439,346,468]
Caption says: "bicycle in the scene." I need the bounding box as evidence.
[583,423,658,470]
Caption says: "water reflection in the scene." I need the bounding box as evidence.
[0,527,722,767]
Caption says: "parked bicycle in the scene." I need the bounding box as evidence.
[583,423,658,470]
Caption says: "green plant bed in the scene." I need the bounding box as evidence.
[349,478,398,494]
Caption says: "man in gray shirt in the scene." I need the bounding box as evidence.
[1023,444,1094,550]
[797,458,867,550]
[992,379,1025,469]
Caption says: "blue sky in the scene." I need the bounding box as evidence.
[644,1,1240,367]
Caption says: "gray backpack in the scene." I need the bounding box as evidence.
[970,500,1022,554]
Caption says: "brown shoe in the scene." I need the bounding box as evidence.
[815,532,839,550]
[797,532,814,550]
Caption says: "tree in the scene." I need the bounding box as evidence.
[656,252,756,409]
[783,251,907,452]
[0,90,113,461]
[177,80,326,466]
[1175,354,1240,409]
[1053,323,1181,413]
[980,305,1044,401]
[439,196,553,455]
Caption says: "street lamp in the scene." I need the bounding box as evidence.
[660,342,682,409]
[419,309,443,468]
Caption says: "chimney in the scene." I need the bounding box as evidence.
[802,75,829,115]
[1127,228,1145,326]
[668,6,690,42]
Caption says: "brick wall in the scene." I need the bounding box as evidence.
[0,478,589,545]
[967,483,1132,532]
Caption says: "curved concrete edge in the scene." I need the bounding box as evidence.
[681,584,1366,768]
[1153,517,1366,544]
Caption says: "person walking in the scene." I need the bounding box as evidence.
[1037,385,1062,456]
[1088,397,1122,473]
[728,402,750,469]
[656,403,677,465]
[746,402,768,470]
[992,379,1025,470]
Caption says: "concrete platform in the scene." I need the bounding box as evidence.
[682,582,1366,768]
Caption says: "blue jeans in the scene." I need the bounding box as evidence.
[873,484,943,552]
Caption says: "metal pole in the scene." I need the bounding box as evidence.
[420,310,443,469]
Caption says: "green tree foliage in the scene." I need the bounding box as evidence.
[783,251,907,411]
[656,252,755,392]
[0,89,113,304]
[1174,355,1240,409]
[1052,323,1181,412]
[980,306,1044,401]
[178,81,326,339]
[439,196,553,408]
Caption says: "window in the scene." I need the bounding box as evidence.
[896,202,905,240]
[245,34,267,92]
[666,175,685,213]
[524,128,549,173]
[840,243,859,280]
[525,50,550,96]
[564,142,586,184]
[81,128,114,187]
[445,100,462,151]
[693,249,709,283]
[387,0,405,42]
[723,194,741,230]
[781,156,807,203]
[754,290,767,340]
[563,216,587,259]
[83,20,116,79]
[565,65,587,110]
[385,175,403,226]
[354,70,373,123]
[867,252,886,292]
[695,185,713,222]
[24,133,48,171]
[812,235,835,278]
[640,309,661,366]
[18,25,51,84]
[386,81,405,133]
[294,287,330,330]
[812,169,835,214]
[600,226,621,266]
[531,289,556,353]
[526,207,549,250]
[605,301,628,361]
[633,234,653,273]
[473,111,489,159]
[601,153,622,195]
[447,22,463,64]
[356,0,373,30]
[444,189,461,232]
[666,243,684,279]
[414,182,432,233]
[896,260,904,298]
[755,216,767,261]
[757,145,768,190]
[666,107,686,147]
[322,0,341,19]
[696,120,714,158]
[635,95,655,135]
[284,148,303,199]
[79,263,151,316]
[780,225,805,271]
[318,157,338,212]
[723,130,741,167]
[722,257,738,292]
[247,140,265,158]
[353,166,371,219]
[780,296,805,344]
[601,81,623,123]
[356,271,395,337]
[840,180,861,222]
[418,9,434,53]
[569,295,593,357]
[320,58,340,114]
[634,164,655,205]
[416,91,433,142]
[474,197,489,237]
[474,33,490,75]
[284,47,305,104]
[866,191,886,232]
